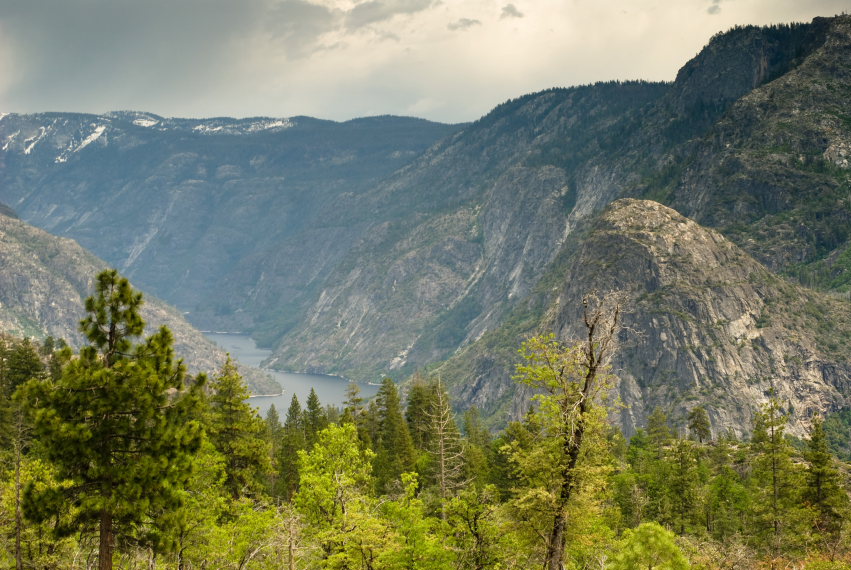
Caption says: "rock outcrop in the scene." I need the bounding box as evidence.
[440,200,851,437]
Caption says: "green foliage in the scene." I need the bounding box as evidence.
[19,269,205,568]
[609,522,690,570]
[276,394,307,501]
[5,298,851,567]
[822,407,851,460]
[207,356,271,499]
[373,378,416,493]
[303,387,328,448]
[748,397,812,557]
[295,422,384,569]
[380,473,454,569]
[687,405,711,443]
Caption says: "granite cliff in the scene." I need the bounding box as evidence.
[437,200,851,436]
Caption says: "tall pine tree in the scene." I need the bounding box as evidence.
[207,356,271,499]
[21,270,204,570]
[374,378,415,493]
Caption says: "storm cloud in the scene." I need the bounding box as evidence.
[0,0,847,123]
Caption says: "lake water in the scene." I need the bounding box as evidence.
[204,333,380,416]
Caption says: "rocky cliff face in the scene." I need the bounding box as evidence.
[661,17,851,279]
[440,200,851,437]
[270,16,851,388]
[0,207,278,393]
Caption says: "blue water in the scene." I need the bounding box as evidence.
[204,333,379,416]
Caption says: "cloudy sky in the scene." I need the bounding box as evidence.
[0,0,847,123]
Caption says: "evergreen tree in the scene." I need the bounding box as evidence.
[609,522,689,570]
[667,438,701,535]
[462,406,493,487]
[804,416,847,545]
[705,434,749,541]
[264,404,283,445]
[648,407,673,452]
[21,269,204,570]
[302,388,327,448]
[405,372,435,450]
[207,356,271,499]
[687,405,712,443]
[1,338,45,570]
[277,394,306,500]
[374,377,416,493]
[749,397,809,558]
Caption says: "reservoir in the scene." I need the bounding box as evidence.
[205,333,380,416]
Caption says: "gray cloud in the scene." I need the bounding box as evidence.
[501,4,524,19]
[0,0,265,113]
[448,18,482,31]
[1,0,848,123]
[268,0,340,59]
[346,0,436,30]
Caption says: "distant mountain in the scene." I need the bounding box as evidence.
[2,15,851,435]
[0,205,278,394]
[0,112,461,334]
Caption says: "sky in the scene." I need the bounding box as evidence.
[0,0,848,124]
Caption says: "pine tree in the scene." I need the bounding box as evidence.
[647,407,672,452]
[804,415,847,546]
[667,438,701,534]
[405,372,435,450]
[1,338,45,570]
[462,406,493,487]
[609,522,689,570]
[302,388,327,448]
[278,395,306,501]
[21,269,204,570]
[374,377,416,493]
[207,356,271,499]
[688,405,712,443]
[749,396,809,559]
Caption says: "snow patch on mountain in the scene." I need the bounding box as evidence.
[133,117,159,128]
[247,118,293,131]
[75,125,106,152]
[193,124,224,133]
[53,124,108,163]
[23,127,47,154]
[2,130,19,151]
[189,118,294,135]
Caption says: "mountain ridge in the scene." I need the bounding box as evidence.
[2,15,851,435]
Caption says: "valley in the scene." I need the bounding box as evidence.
[2,15,851,436]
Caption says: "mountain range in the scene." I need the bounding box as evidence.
[2,14,850,435]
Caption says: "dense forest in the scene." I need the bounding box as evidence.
[2,271,851,569]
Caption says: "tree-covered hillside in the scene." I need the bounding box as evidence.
[3,273,851,569]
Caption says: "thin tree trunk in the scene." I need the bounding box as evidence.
[14,436,23,570]
[544,404,588,570]
[99,509,114,570]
